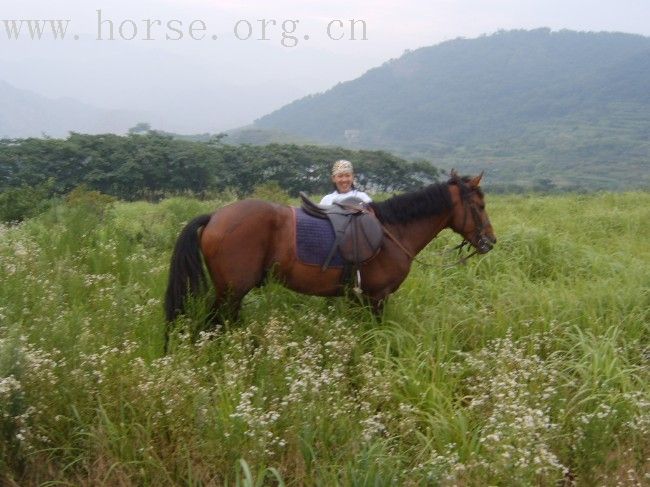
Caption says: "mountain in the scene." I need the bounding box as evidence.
[255,29,650,191]
[0,80,138,138]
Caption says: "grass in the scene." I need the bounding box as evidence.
[0,189,649,485]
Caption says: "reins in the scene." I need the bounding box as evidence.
[441,239,479,268]
[381,224,415,260]
[381,224,479,269]
[380,182,484,269]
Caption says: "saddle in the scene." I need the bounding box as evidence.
[299,192,383,270]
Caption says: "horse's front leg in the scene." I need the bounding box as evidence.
[367,291,389,317]
[370,298,385,316]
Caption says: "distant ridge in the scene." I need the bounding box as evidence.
[255,29,650,190]
[0,80,137,138]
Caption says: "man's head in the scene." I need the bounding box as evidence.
[331,159,354,193]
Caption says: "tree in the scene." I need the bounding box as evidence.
[128,122,152,135]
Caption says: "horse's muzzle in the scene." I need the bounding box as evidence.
[477,234,497,254]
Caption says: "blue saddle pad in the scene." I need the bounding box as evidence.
[295,208,344,267]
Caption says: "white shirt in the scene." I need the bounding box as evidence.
[319,189,372,206]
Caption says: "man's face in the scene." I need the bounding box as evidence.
[332,172,353,193]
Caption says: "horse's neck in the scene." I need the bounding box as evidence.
[391,211,451,256]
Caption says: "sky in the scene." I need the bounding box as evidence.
[2,0,649,133]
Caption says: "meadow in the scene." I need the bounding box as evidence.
[0,189,648,486]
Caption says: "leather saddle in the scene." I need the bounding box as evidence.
[299,192,383,270]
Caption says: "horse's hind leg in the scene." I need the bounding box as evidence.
[203,250,268,328]
[209,289,245,328]
[200,200,280,327]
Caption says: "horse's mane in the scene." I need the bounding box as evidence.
[370,175,482,225]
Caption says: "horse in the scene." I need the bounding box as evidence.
[164,171,496,341]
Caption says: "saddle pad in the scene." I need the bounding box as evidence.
[294,208,344,267]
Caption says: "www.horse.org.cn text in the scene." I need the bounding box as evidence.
[0,10,368,47]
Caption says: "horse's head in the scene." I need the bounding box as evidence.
[448,170,496,254]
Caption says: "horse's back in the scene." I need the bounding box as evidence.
[198,199,347,296]
[199,199,294,284]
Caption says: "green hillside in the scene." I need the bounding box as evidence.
[255,29,650,191]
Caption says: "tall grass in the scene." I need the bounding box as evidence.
[1,190,648,485]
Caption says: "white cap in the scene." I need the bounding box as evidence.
[332,159,354,176]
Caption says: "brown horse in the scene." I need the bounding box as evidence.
[164,172,496,335]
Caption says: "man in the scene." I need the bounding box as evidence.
[319,160,372,205]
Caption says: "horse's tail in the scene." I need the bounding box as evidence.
[164,214,213,324]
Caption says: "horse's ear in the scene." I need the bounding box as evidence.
[469,171,484,188]
[450,168,459,179]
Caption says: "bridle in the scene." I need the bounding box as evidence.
[452,184,492,261]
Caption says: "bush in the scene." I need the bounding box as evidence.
[64,185,116,217]
[0,181,56,223]
[249,181,292,204]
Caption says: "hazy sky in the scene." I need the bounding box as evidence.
[2,1,649,132]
